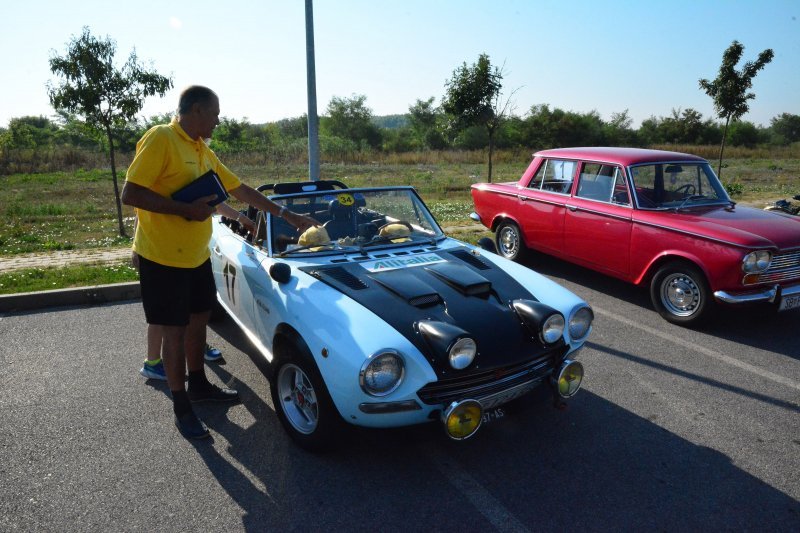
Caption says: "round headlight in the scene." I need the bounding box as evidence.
[442,399,483,440]
[556,360,584,398]
[360,351,404,397]
[542,313,565,344]
[568,306,594,340]
[742,251,772,273]
[449,337,477,370]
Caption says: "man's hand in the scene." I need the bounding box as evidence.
[183,195,218,221]
[284,210,318,233]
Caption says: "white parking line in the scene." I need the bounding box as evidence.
[426,447,530,533]
[593,307,800,391]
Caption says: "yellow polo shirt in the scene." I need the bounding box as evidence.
[126,120,241,268]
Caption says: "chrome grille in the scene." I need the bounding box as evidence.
[416,350,566,405]
[757,250,800,284]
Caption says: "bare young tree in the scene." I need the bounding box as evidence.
[443,54,517,183]
[47,27,172,236]
[699,40,773,178]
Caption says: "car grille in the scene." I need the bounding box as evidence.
[416,349,566,405]
[756,250,800,284]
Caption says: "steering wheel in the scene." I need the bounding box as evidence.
[674,183,696,197]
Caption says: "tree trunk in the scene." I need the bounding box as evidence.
[718,116,730,179]
[105,125,127,237]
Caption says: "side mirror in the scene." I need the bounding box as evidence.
[477,237,497,254]
[269,262,291,284]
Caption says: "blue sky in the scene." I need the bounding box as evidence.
[2,0,798,129]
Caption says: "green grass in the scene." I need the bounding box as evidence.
[0,262,138,295]
[0,149,797,293]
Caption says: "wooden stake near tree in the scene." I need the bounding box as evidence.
[47,27,172,237]
[699,40,773,180]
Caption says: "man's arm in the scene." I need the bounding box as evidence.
[215,202,255,233]
[228,183,317,232]
[121,181,216,222]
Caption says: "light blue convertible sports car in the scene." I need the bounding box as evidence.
[210,180,593,450]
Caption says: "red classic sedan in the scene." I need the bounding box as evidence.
[470,147,800,326]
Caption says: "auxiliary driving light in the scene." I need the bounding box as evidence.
[442,399,483,440]
[555,360,584,398]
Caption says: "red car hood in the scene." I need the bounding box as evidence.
[635,204,800,250]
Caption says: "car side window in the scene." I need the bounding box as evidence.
[530,159,575,194]
[576,164,630,205]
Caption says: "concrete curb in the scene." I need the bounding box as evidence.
[0,282,141,314]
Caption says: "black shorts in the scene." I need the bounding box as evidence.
[137,256,216,326]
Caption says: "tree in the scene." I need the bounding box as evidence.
[442,54,512,182]
[408,97,446,150]
[770,113,800,145]
[322,94,381,149]
[47,27,172,236]
[699,40,773,178]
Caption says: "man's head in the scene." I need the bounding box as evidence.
[177,85,220,140]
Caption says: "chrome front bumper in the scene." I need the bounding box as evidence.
[714,283,800,305]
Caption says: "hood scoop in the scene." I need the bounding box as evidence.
[370,269,442,308]
[425,262,492,297]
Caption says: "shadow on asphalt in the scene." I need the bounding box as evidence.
[205,314,799,530]
[519,252,800,360]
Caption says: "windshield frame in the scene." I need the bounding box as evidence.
[265,186,446,257]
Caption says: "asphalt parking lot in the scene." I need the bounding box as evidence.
[1,253,798,532]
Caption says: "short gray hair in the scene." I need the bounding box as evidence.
[177,86,218,115]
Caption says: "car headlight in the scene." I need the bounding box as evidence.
[542,313,565,344]
[511,299,565,345]
[742,251,772,273]
[568,306,594,340]
[360,350,404,397]
[417,320,477,370]
[555,360,584,398]
[449,337,477,370]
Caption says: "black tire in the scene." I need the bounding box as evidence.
[269,337,344,452]
[495,220,527,262]
[650,261,713,327]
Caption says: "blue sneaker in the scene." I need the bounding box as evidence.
[140,359,167,381]
[204,343,223,363]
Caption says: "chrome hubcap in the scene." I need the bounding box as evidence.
[661,273,701,317]
[500,227,518,256]
[277,363,318,435]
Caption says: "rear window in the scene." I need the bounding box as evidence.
[576,163,630,205]
[528,159,576,194]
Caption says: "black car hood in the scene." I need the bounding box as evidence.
[300,248,564,379]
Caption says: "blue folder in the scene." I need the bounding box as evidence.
[171,170,229,206]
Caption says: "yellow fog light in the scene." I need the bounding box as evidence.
[442,399,483,440]
[556,360,584,398]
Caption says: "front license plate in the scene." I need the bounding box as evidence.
[779,293,800,311]
[481,407,505,424]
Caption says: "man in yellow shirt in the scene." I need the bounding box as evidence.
[122,85,315,439]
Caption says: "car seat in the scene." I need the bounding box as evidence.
[323,200,357,239]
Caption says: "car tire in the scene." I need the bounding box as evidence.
[650,261,712,327]
[269,338,344,452]
[495,220,527,262]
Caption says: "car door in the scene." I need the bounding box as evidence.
[563,162,633,276]
[211,224,258,332]
[516,158,577,254]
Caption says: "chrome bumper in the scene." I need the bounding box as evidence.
[714,283,800,305]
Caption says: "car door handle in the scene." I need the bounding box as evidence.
[213,246,222,256]
[517,195,528,202]
[567,205,578,211]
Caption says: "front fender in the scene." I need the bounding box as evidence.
[273,267,438,426]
